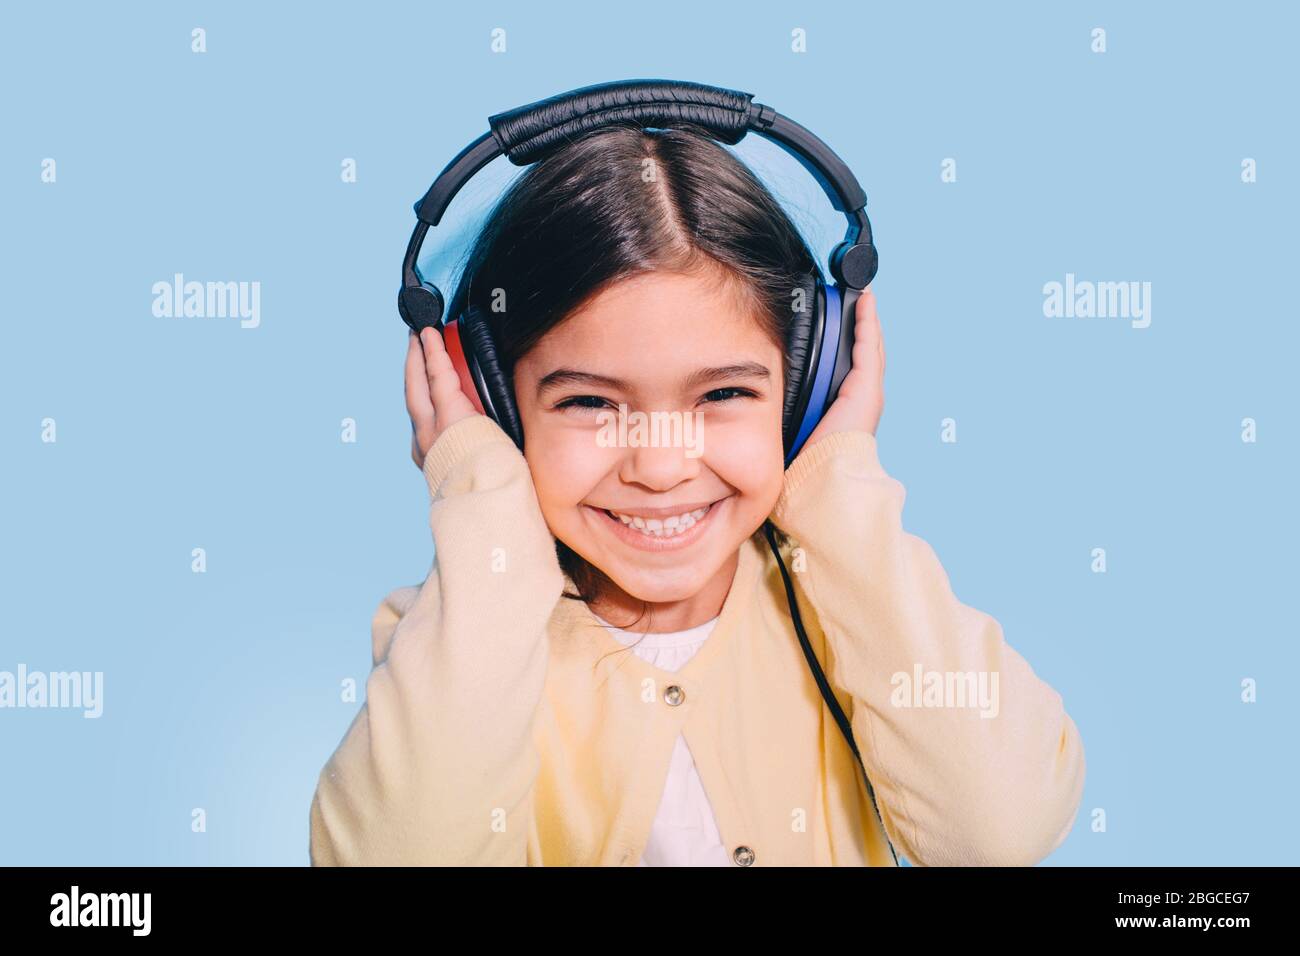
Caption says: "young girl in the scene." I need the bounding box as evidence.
[309,124,1086,867]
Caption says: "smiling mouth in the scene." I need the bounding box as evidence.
[586,496,729,547]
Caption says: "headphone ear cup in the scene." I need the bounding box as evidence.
[781,281,824,465]
[461,306,525,450]
[399,282,444,334]
[830,241,878,290]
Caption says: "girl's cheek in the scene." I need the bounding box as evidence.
[701,417,784,481]
[528,427,616,501]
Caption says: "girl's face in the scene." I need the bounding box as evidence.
[514,269,787,628]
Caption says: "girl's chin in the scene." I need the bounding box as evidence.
[590,563,725,609]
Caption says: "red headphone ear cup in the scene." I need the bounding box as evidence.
[439,319,487,416]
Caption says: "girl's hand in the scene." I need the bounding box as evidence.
[804,284,885,447]
[406,327,482,470]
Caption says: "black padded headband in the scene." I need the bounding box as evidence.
[401,78,877,298]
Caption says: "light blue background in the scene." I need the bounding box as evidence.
[1,0,1295,866]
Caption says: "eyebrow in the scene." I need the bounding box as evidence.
[536,362,771,399]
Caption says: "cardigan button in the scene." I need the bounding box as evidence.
[733,845,755,866]
[663,684,685,706]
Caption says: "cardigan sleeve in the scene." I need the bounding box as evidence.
[308,414,566,865]
[770,429,1086,867]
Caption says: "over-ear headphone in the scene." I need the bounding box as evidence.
[398,79,897,866]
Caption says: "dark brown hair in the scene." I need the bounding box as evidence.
[442,123,815,630]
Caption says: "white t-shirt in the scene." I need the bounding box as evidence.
[591,611,732,866]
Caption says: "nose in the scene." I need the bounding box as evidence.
[616,439,703,490]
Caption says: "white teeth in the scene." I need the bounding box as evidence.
[609,504,711,538]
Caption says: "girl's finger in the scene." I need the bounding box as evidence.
[420,325,465,425]
[405,330,435,428]
[851,285,883,381]
[867,286,885,377]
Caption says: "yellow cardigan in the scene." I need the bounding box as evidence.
[309,413,1086,866]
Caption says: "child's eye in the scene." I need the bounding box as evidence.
[554,395,613,413]
[553,388,757,414]
[702,387,757,405]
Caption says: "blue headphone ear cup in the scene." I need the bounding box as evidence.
[461,306,525,451]
[781,282,825,465]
